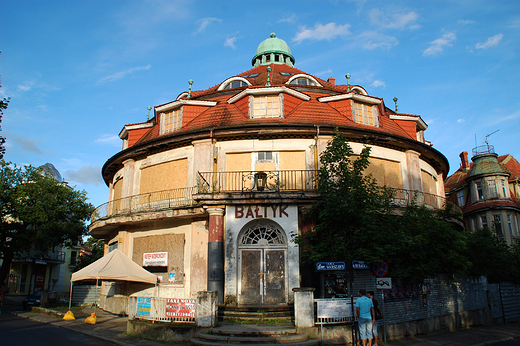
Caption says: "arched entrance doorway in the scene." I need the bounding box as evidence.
[237,219,287,305]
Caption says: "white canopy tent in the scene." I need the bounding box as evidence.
[68,249,157,310]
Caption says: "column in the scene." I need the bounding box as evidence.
[207,208,225,304]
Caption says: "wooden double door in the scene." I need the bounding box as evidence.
[238,248,286,305]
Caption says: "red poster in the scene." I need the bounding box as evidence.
[165,298,196,318]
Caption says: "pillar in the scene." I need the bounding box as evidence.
[293,287,315,328]
[207,208,225,304]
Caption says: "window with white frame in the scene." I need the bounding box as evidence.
[289,77,315,86]
[250,94,283,118]
[487,180,497,198]
[457,190,465,206]
[481,215,488,229]
[507,214,513,236]
[493,214,503,235]
[476,181,484,200]
[352,102,379,127]
[257,151,273,162]
[502,180,508,198]
[162,108,182,134]
[224,80,248,89]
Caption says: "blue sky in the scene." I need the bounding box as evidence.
[1,0,519,208]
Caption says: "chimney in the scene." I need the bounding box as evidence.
[460,151,469,171]
[327,78,335,85]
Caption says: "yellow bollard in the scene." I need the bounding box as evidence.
[85,312,97,325]
[62,311,75,320]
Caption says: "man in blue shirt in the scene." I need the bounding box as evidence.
[355,289,375,346]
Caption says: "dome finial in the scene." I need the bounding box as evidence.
[270,32,276,38]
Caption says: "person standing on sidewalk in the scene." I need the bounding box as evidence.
[356,289,375,346]
[367,291,383,346]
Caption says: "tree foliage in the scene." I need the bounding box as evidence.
[0,160,94,285]
[74,236,105,271]
[294,131,469,282]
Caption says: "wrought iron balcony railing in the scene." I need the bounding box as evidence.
[90,186,198,223]
[90,170,459,224]
[196,170,318,193]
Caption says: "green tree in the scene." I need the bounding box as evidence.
[74,236,105,271]
[0,160,94,285]
[294,130,467,282]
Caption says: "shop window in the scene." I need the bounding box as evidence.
[249,94,283,119]
[352,102,379,127]
[161,108,182,134]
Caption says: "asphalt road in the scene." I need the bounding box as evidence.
[0,303,114,346]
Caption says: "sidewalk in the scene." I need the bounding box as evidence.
[5,296,520,345]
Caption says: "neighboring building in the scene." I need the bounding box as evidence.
[89,33,451,307]
[445,145,520,244]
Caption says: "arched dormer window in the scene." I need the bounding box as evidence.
[177,92,189,100]
[286,74,322,87]
[351,87,367,95]
[218,77,252,91]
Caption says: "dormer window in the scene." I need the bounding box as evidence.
[249,94,283,119]
[352,101,379,127]
[224,80,248,89]
[161,108,182,134]
[289,77,315,86]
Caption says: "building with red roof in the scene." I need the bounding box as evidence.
[445,146,520,244]
[89,33,451,309]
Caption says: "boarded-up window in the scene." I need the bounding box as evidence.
[421,170,437,195]
[113,178,124,200]
[364,158,402,189]
[133,233,185,283]
[280,151,306,190]
[226,152,251,172]
[140,158,188,194]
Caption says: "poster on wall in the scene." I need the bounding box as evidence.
[136,297,151,317]
[165,298,196,318]
[143,252,168,266]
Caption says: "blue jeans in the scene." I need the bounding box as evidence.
[358,317,373,340]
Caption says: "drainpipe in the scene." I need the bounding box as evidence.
[314,126,320,188]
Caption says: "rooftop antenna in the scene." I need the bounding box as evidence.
[393,97,398,112]
[484,129,499,147]
[146,106,152,121]
[188,79,194,98]
[345,73,351,92]
[265,66,272,87]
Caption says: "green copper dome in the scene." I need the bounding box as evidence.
[252,33,295,67]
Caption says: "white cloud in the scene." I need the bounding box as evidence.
[457,118,465,123]
[315,69,333,77]
[98,64,151,83]
[95,134,121,146]
[7,135,45,155]
[278,14,296,23]
[371,80,386,88]
[476,34,503,49]
[358,31,398,50]
[224,36,238,49]
[17,81,35,92]
[423,32,456,56]
[369,9,420,30]
[293,23,351,43]
[458,19,476,25]
[194,17,221,34]
[64,165,103,186]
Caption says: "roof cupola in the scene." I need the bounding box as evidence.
[252,33,295,67]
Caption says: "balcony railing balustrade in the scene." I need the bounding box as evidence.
[90,170,459,223]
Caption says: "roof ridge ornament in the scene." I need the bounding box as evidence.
[266,66,272,87]
[393,97,398,112]
[188,79,194,99]
[345,73,351,92]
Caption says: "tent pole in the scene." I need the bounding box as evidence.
[68,281,73,310]
[95,278,98,313]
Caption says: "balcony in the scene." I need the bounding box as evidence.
[196,170,318,193]
[90,170,459,224]
[91,186,198,223]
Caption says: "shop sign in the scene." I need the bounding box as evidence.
[234,204,290,219]
[143,252,168,266]
[136,297,151,317]
[316,262,346,271]
[35,259,47,265]
[166,298,196,318]
[352,260,369,269]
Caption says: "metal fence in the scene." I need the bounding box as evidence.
[91,187,198,223]
[128,296,196,323]
[197,170,318,193]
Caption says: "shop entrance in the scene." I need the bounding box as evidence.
[238,220,287,305]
